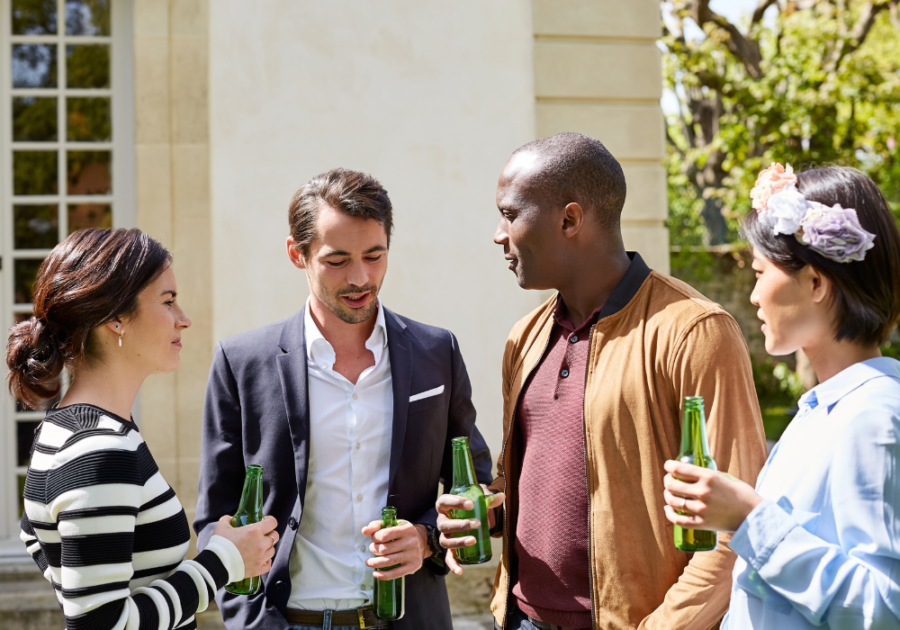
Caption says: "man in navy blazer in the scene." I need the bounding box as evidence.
[194,168,492,630]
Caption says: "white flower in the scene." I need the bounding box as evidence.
[767,183,809,236]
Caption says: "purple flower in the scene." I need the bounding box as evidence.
[799,203,876,263]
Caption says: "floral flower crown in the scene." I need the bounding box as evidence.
[749,163,875,263]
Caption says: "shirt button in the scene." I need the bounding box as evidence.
[321,363,328,369]
[359,544,367,553]
[355,442,361,450]
[561,369,570,378]
[352,393,358,400]
[570,335,578,343]
[356,494,363,501]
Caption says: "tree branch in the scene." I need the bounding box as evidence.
[751,0,780,26]
[666,125,688,159]
[825,1,891,72]
[685,0,765,79]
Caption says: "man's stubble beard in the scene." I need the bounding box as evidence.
[322,284,381,325]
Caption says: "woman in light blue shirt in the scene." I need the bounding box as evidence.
[662,165,900,629]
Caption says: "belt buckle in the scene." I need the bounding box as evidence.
[357,605,374,629]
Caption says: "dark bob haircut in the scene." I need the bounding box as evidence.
[742,166,900,346]
[6,228,172,409]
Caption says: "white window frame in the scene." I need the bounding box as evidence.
[0,0,134,544]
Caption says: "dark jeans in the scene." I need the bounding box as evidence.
[496,607,590,630]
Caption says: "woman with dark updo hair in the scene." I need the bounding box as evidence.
[660,166,900,629]
[12,228,279,630]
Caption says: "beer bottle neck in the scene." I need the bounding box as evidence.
[452,445,477,489]
[237,471,263,516]
[679,406,712,460]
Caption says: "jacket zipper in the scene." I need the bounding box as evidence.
[583,323,597,630]
[497,320,553,630]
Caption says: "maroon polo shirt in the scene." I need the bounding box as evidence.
[511,297,601,629]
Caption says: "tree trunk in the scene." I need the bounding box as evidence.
[701,196,728,245]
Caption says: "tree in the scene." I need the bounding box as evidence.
[662,0,900,246]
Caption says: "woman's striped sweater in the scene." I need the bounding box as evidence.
[19,404,244,630]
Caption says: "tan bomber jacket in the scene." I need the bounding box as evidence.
[488,253,768,630]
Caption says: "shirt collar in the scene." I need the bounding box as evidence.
[304,297,388,368]
[552,295,604,334]
[799,357,900,412]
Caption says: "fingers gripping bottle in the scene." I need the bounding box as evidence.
[225,465,265,595]
[674,397,718,552]
[449,436,492,564]
[373,506,405,620]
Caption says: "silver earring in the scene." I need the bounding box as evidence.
[118,331,124,347]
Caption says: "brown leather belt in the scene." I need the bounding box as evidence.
[284,606,390,628]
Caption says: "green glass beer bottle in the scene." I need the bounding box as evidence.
[225,464,265,595]
[373,506,404,620]
[449,436,492,565]
[674,397,718,552]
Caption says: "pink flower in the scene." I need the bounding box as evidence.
[750,163,798,213]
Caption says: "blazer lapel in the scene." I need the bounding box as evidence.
[385,308,412,493]
[275,308,312,505]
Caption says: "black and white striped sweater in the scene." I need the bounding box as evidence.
[19,404,244,630]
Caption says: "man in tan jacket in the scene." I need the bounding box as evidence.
[437,133,767,630]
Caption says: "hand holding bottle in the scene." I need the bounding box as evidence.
[663,460,763,532]
[212,514,279,578]
[362,519,428,580]
[435,487,505,575]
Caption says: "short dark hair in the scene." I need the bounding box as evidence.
[6,228,172,409]
[289,168,393,257]
[512,132,627,227]
[742,166,900,346]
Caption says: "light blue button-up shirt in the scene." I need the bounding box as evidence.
[723,357,900,629]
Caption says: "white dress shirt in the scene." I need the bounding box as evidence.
[288,298,394,611]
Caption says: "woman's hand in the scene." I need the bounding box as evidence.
[663,460,763,533]
[213,515,279,578]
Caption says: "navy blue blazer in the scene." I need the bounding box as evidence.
[194,306,493,630]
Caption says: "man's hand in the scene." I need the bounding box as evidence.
[662,460,763,532]
[362,519,429,580]
[436,486,505,576]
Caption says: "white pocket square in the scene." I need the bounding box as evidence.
[409,385,444,403]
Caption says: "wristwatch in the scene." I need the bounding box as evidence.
[422,523,443,559]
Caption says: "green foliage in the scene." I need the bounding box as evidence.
[663,2,900,245]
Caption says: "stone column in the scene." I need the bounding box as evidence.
[532,0,669,273]
[133,0,212,547]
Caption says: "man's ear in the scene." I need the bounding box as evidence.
[561,202,585,239]
[286,236,306,269]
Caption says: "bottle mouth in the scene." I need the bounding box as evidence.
[247,464,264,475]
[451,436,469,448]
[683,396,704,408]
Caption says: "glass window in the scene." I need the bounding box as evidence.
[68,203,110,231]
[66,97,110,141]
[66,150,111,195]
[13,258,43,304]
[13,151,59,196]
[14,205,59,249]
[17,421,40,467]
[11,0,57,35]
[66,44,109,88]
[64,0,109,36]
[13,97,58,142]
[11,43,57,88]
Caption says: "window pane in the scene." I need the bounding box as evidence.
[12,44,58,89]
[14,258,44,304]
[17,421,41,467]
[13,312,33,324]
[66,97,110,141]
[13,97,58,142]
[67,151,110,195]
[14,151,59,196]
[66,44,109,89]
[12,0,58,35]
[65,0,110,36]
[15,205,59,249]
[68,203,111,232]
